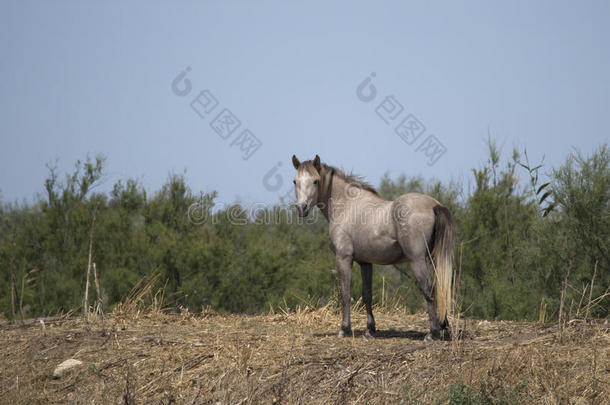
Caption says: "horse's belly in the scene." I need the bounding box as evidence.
[353,237,405,265]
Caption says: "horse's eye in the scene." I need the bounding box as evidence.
[293,180,296,184]
[314,180,319,185]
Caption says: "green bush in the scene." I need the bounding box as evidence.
[0,143,607,320]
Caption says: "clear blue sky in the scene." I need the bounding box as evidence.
[1,1,608,206]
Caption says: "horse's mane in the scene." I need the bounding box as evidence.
[323,164,380,196]
[299,160,380,196]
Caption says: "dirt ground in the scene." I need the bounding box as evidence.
[0,307,608,404]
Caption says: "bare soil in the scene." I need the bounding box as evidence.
[1,308,608,404]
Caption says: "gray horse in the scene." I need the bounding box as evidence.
[292,155,453,340]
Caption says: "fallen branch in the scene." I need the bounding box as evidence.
[137,336,206,347]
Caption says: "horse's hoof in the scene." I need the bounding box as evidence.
[364,329,376,338]
[337,328,351,338]
[424,333,434,342]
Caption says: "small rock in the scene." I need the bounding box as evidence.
[477,320,491,327]
[53,359,83,379]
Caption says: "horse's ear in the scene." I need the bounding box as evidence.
[292,155,301,169]
[313,155,321,172]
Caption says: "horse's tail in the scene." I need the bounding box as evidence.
[432,205,454,326]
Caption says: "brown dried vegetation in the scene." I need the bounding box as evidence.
[0,302,608,404]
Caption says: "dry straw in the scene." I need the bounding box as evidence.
[1,285,607,404]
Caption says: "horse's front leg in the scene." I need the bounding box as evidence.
[336,253,353,337]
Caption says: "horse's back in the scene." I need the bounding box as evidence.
[392,192,441,211]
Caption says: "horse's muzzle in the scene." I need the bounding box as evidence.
[296,203,309,217]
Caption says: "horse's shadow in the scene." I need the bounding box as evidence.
[313,328,427,340]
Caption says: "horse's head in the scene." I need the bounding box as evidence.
[292,154,322,217]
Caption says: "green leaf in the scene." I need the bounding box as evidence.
[539,191,552,204]
[536,182,550,195]
[542,202,556,217]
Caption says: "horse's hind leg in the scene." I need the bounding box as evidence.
[360,262,376,337]
[409,257,442,340]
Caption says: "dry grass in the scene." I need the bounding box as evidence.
[0,302,608,405]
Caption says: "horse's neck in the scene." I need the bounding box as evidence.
[318,174,350,223]
[317,169,334,221]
